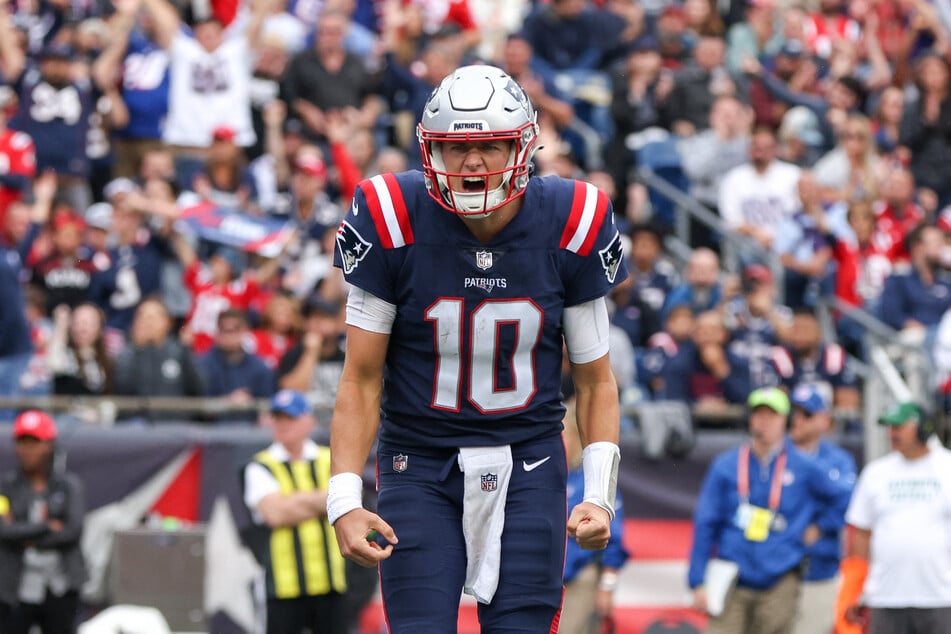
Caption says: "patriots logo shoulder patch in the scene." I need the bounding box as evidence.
[599,231,623,283]
[336,221,372,274]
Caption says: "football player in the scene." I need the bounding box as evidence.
[327,65,628,632]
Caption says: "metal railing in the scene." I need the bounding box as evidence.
[636,163,940,461]
[636,165,785,282]
[0,394,338,425]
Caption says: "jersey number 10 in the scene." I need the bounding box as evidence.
[426,298,542,414]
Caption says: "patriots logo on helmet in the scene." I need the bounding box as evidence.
[599,232,623,283]
[503,78,529,110]
[336,221,372,274]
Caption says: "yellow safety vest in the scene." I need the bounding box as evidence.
[252,446,347,599]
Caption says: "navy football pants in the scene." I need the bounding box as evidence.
[376,434,568,633]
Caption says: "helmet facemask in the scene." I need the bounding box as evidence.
[417,65,540,217]
[421,123,537,217]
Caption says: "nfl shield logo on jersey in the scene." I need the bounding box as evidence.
[476,250,493,270]
[393,454,408,473]
[481,473,498,492]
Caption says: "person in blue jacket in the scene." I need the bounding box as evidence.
[561,396,629,634]
[878,224,951,333]
[687,387,850,634]
[787,383,856,634]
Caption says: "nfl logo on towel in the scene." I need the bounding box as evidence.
[393,454,408,473]
[476,250,493,270]
[481,473,498,492]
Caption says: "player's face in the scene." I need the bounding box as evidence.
[440,139,512,196]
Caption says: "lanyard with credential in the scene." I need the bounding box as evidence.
[737,444,787,511]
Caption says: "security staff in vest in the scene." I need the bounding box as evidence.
[243,389,347,633]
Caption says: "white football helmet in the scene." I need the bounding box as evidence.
[417,65,539,217]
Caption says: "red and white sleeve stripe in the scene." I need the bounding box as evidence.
[559,181,609,257]
[361,174,415,249]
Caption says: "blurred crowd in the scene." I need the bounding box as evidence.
[1,0,951,425]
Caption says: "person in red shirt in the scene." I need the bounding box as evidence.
[872,167,925,264]
[802,0,861,59]
[396,0,481,51]
[0,89,37,232]
[833,200,893,309]
[173,229,285,354]
[248,293,300,370]
[832,200,893,358]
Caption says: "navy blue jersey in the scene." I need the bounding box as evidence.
[334,172,628,449]
[630,259,679,314]
[90,232,169,331]
[9,67,96,178]
[771,343,856,397]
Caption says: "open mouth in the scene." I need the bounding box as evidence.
[461,176,487,192]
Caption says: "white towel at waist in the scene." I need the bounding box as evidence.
[457,445,513,604]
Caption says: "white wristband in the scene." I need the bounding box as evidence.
[582,441,620,521]
[327,472,364,526]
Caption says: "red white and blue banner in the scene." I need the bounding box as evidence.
[176,202,295,258]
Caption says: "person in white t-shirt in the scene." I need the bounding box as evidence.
[142,0,271,153]
[835,401,951,634]
[718,127,802,253]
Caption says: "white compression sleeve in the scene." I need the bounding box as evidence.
[346,286,397,334]
[564,297,611,364]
